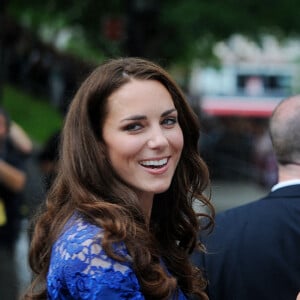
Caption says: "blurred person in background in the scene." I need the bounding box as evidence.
[23,57,214,300]
[0,107,27,250]
[192,95,300,300]
[9,120,33,157]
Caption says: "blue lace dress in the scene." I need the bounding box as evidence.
[47,214,187,299]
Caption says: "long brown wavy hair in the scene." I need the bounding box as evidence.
[23,57,214,300]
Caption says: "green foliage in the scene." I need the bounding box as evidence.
[7,0,300,67]
[1,85,63,144]
[64,33,106,64]
[7,1,125,62]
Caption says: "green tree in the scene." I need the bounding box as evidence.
[6,0,300,67]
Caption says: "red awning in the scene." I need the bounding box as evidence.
[201,96,283,117]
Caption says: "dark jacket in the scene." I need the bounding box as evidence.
[194,184,300,300]
[0,139,25,247]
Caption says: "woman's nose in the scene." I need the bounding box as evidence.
[147,127,168,149]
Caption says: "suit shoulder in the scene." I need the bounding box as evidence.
[216,197,268,221]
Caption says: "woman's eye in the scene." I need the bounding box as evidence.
[162,117,177,126]
[124,123,143,131]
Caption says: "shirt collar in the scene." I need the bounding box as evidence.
[271,179,300,192]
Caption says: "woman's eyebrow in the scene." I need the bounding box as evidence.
[121,108,177,123]
[161,108,177,117]
[121,115,146,122]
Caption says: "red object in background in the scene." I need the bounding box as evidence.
[103,17,125,41]
[201,96,283,117]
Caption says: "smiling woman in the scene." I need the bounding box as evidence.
[103,79,184,212]
[23,57,215,300]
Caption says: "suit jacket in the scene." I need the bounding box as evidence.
[194,184,300,300]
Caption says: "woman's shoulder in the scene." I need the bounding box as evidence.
[49,213,129,271]
[56,213,103,248]
[47,214,143,299]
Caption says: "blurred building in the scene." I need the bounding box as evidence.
[190,34,300,117]
[189,34,300,185]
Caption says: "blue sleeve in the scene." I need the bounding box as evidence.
[47,216,144,300]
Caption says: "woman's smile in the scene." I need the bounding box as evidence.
[139,157,169,168]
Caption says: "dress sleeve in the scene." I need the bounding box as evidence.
[47,217,144,300]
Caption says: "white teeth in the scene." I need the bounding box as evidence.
[140,158,168,167]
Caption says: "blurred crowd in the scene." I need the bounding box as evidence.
[199,114,278,187]
[0,106,61,299]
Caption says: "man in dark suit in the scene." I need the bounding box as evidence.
[194,95,300,300]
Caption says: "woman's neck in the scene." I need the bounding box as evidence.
[136,192,154,222]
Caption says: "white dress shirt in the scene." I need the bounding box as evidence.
[271,179,300,192]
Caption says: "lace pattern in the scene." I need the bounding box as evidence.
[47,215,143,299]
[47,214,187,299]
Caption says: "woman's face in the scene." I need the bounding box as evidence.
[102,79,184,202]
